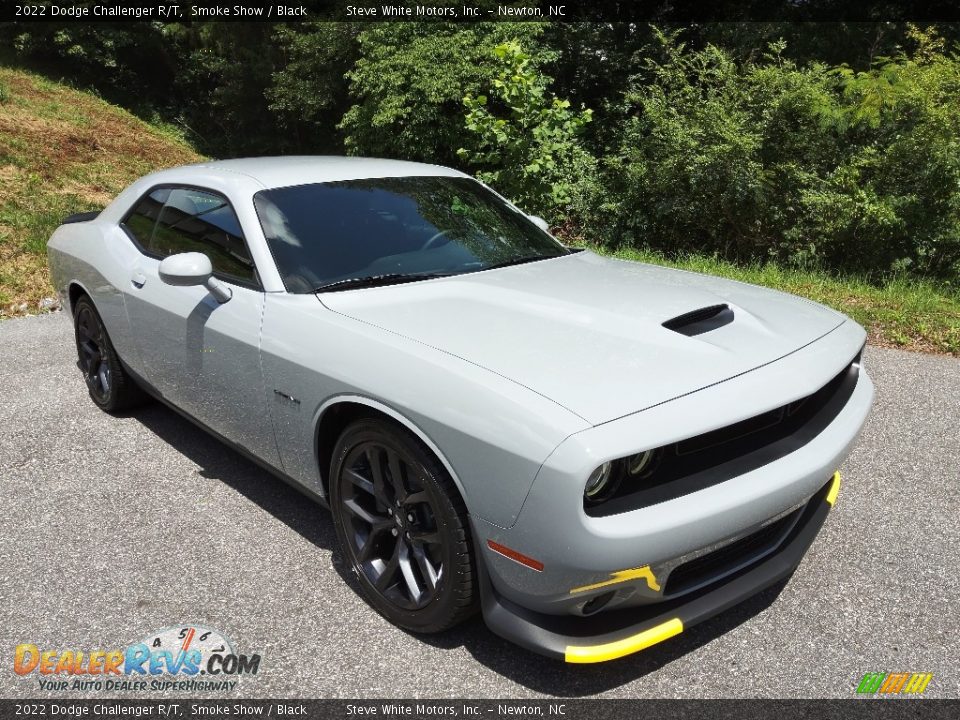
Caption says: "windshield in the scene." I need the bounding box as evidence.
[253,176,568,293]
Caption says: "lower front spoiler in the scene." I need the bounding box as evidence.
[478,472,841,663]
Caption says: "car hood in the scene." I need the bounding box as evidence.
[319,251,846,425]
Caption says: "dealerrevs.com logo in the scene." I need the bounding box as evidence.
[14,625,261,692]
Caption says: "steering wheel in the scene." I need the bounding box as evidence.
[420,229,452,251]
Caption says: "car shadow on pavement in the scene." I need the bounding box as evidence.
[130,402,370,596]
[130,401,791,695]
[131,403,338,552]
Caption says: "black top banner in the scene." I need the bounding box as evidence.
[4,0,960,24]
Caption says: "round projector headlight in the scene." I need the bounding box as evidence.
[627,450,656,477]
[584,462,614,501]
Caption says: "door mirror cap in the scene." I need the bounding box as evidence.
[527,215,550,233]
[159,252,212,286]
[158,252,232,303]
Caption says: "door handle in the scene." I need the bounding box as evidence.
[131,272,146,289]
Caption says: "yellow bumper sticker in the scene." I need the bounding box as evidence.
[564,618,683,663]
[570,565,660,595]
[826,470,842,506]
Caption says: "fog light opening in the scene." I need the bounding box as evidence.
[581,591,615,616]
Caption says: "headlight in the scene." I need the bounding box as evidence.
[626,449,661,478]
[584,449,663,506]
[584,462,617,502]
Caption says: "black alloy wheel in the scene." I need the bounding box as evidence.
[330,419,476,632]
[73,295,146,412]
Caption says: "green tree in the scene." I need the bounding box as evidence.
[339,23,545,165]
[172,24,282,156]
[267,22,361,154]
[458,41,594,219]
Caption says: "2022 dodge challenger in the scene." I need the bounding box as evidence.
[47,157,874,663]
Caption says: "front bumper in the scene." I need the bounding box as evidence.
[479,472,841,662]
[476,321,872,618]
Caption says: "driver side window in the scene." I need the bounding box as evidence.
[124,186,258,286]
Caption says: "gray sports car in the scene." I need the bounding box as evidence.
[47,157,874,663]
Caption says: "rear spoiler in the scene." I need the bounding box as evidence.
[62,210,100,224]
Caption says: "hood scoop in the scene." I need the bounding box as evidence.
[663,304,735,337]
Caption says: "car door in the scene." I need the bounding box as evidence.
[120,186,281,467]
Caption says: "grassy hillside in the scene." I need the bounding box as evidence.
[0,66,201,317]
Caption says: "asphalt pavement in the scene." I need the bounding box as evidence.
[1,312,957,699]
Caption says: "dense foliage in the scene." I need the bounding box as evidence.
[577,27,960,281]
[3,21,958,282]
[339,23,542,164]
[459,41,593,220]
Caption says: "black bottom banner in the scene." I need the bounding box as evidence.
[4,699,960,720]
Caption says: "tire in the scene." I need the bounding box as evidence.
[73,295,147,413]
[329,418,477,633]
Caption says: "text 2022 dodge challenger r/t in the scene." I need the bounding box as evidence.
[47,157,873,663]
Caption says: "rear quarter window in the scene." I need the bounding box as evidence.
[122,188,169,248]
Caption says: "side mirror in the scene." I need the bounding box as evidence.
[527,215,550,233]
[158,252,232,303]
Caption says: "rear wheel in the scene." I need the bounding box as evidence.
[73,295,146,412]
[330,419,476,633]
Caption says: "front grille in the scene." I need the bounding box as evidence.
[663,507,802,596]
[586,347,862,517]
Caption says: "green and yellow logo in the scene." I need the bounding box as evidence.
[856,672,933,695]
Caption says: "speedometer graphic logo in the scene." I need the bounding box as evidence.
[138,625,236,674]
[135,625,258,677]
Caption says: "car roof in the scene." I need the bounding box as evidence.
[168,156,470,189]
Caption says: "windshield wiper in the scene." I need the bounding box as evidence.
[483,253,565,271]
[313,272,452,293]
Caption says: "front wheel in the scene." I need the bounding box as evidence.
[329,419,477,633]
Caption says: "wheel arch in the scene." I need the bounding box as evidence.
[67,281,92,315]
[314,395,469,510]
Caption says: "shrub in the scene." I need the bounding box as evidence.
[458,41,595,220]
[339,23,545,165]
[583,27,960,283]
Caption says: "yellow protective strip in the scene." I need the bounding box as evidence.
[826,471,842,506]
[564,618,683,664]
[570,565,660,594]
